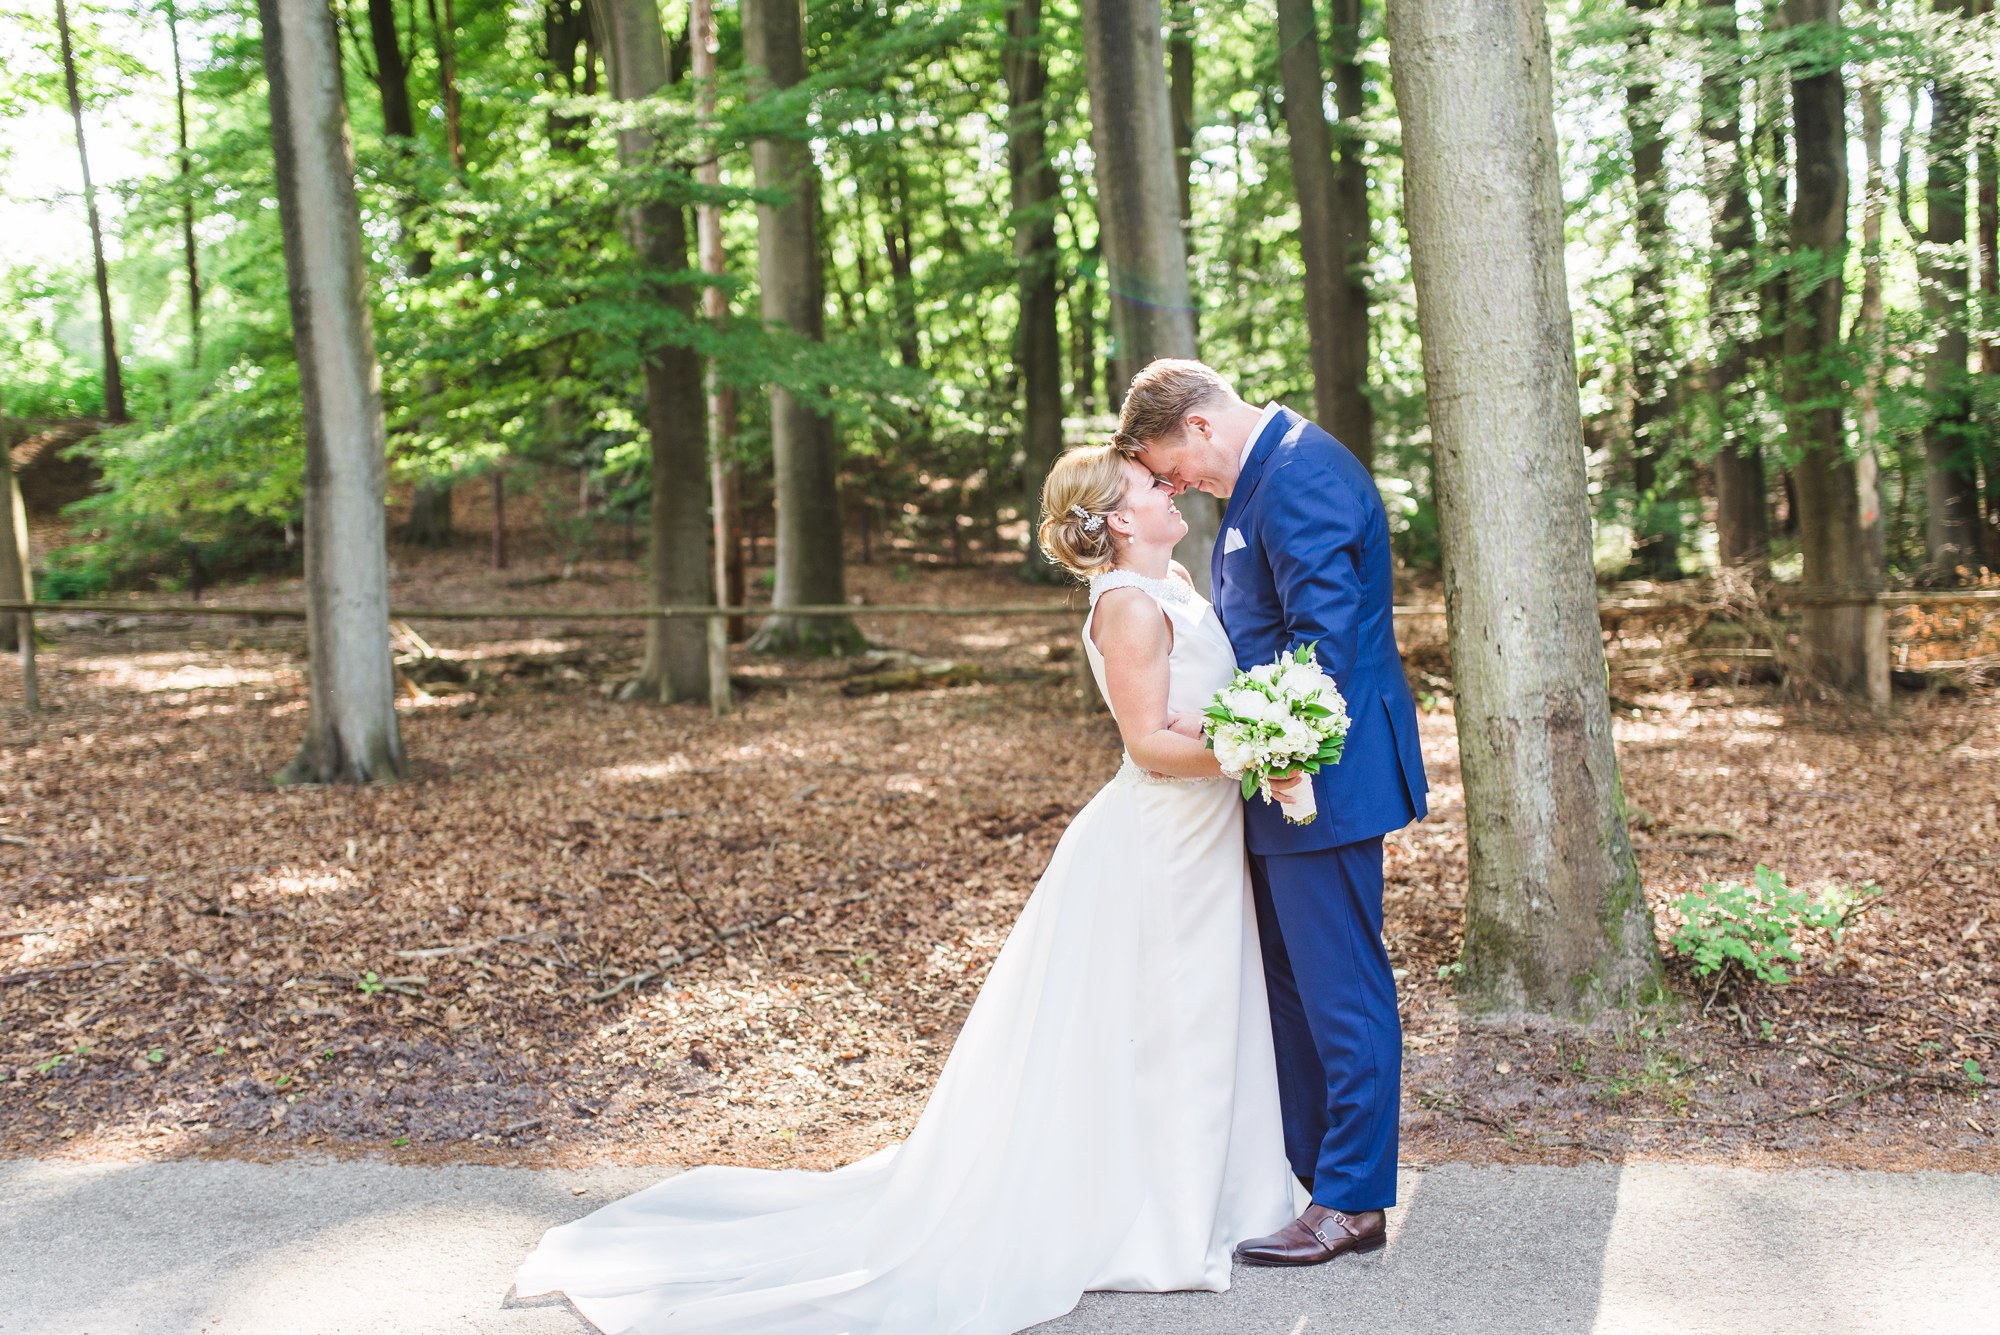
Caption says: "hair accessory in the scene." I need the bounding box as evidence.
[1069,504,1105,534]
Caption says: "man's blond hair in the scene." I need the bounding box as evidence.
[1113,358,1235,456]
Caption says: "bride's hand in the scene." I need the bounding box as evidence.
[1164,712,1205,740]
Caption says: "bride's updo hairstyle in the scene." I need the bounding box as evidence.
[1037,443,1129,580]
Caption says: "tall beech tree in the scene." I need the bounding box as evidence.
[1783,0,1873,694]
[54,0,125,423]
[603,0,713,701]
[1853,0,1888,577]
[1386,0,1660,1015]
[1624,0,1679,578]
[1699,0,1767,568]
[165,0,202,367]
[742,0,860,653]
[691,0,746,633]
[0,441,27,656]
[1078,0,1218,586]
[363,0,455,548]
[1909,0,1983,575]
[1005,0,1066,580]
[262,0,406,783]
[1277,0,1371,467]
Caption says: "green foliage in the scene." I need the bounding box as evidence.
[8,0,1998,587]
[1667,865,1879,986]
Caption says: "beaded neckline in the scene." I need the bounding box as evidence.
[1088,568,1196,608]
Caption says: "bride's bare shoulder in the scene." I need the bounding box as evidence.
[1088,585,1172,656]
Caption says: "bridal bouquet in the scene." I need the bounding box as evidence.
[1200,644,1350,825]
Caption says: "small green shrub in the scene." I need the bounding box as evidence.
[1668,865,1878,986]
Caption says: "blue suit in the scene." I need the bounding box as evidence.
[1211,406,1428,1212]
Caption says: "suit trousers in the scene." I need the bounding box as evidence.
[1249,838,1400,1212]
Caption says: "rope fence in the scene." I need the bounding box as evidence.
[6,587,1995,715]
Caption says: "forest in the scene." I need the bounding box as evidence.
[2,0,1996,1183]
[3,0,1995,610]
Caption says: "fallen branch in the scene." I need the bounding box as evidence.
[1628,1075,1905,1128]
[1808,1042,1984,1090]
[0,956,142,986]
[390,929,553,960]
[1657,824,1740,841]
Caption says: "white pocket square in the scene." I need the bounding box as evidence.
[1223,527,1247,554]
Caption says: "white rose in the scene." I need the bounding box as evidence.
[1219,687,1267,720]
[1277,717,1317,758]
[1274,659,1316,694]
[1248,662,1278,686]
[1213,733,1255,776]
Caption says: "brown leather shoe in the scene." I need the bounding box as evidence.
[1233,1205,1386,1266]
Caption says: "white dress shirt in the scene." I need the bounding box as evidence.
[1239,402,1284,472]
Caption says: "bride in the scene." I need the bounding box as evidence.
[515,444,1306,1334]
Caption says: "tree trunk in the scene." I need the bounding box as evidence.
[884,150,925,373]
[261,0,407,784]
[1981,9,2000,568]
[54,0,125,423]
[1700,0,1768,569]
[366,0,455,548]
[1920,0,1982,576]
[1624,0,1681,579]
[1755,2,1790,391]
[742,0,861,654]
[400,0,468,550]
[1385,0,1660,1017]
[1069,215,1100,415]
[0,441,28,656]
[1007,0,1067,582]
[691,0,747,638]
[1327,0,1372,469]
[1078,0,1218,588]
[603,0,713,701]
[1852,0,1888,578]
[166,0,202,368]
[491,471,507,569]
[543,0,598,151]
[1168,2,1194,230]
[1782,0,1871,691]
[1278,0,1372,468]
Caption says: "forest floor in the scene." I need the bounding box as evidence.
[2,538,1996,1177]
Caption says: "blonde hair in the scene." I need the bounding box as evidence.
[1037,444,1130,580]
[1113,358,1235,456]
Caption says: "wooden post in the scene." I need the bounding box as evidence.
[1864,597,1891,710]
[706,612,731,717]
[18,610,38,711]
[491,471,507,569]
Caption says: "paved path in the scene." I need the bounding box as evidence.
[2,1157,1996,1334]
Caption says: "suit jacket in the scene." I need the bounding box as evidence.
[1211,406,1429,854]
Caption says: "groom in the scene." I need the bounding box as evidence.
[1117,359,1428,1265]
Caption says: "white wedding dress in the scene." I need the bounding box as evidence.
[515,569,1304,1334]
